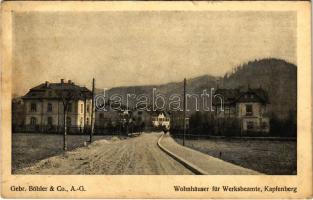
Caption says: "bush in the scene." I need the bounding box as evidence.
[270,111,296,137]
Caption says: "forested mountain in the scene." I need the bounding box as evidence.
[222,58,297,119]
[97,58,296,119]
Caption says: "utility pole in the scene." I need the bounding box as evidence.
[90,78,95,143]
[183,78,186,146]
[63,107,68,151]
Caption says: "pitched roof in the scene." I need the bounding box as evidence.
[214,89,241,105]
[149,110,171,118]
[236,88,269,103]
[213,87,269,105]
[23,82,92,100]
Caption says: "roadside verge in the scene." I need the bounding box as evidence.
[157,133,208,175]
[157,133,261,175]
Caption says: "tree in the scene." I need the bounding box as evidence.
[56,89,79,151]
[285,110,297,137]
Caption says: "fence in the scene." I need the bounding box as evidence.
[170,127,276,139]
[12,124,155,135]
[12,125,90,134]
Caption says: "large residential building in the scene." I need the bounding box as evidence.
[22,79,93,133]
[213,87,270,133]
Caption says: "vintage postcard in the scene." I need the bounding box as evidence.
[0,1,312,199]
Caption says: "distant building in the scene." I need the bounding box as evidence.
[151,111,170,129]
[132,109,152,129]
[95,105,121,130]
[213,87,270,133]
[21,79,92,133]
[94,99,156,134]
[95,106,123,135]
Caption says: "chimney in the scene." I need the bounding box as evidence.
[61,79,64,84]
[45,81,50,87]
[68,80,72,84]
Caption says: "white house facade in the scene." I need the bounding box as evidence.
[151,112,170,129]
[214,87,270,133]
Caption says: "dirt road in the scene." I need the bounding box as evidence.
[15,133,193,175]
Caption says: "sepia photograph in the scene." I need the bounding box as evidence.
[1,1,312,199]
[11,10,297,176]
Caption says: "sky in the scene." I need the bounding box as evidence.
[13,11,296,96]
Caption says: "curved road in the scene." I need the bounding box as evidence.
[16,133,193,175]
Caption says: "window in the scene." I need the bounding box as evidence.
[30,117,37,125]
[87,104,90,113]
[31,103,37,112]
[67,103,72,112]
[86,118,89,125]
[47,117,53,126]
[247,121,254,130]
[245,104,253,116]
[47,103,52,112]
[99,113,104,119]
[81,104,83,113]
